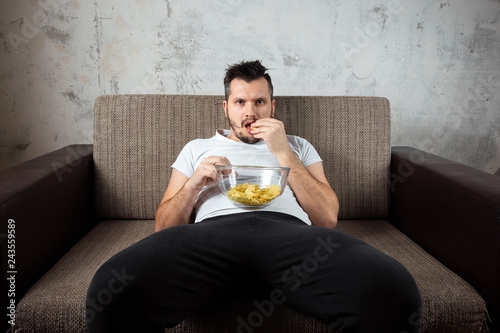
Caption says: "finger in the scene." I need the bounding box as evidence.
[254,118,279,126]
[199,165,218,183]
[213,157,231,168]
[253,120,282,134]
[205,157,233,178]
[250,126,260,135]
[203,156,231,166]
[202,156,221,165]
[215,157,233,175]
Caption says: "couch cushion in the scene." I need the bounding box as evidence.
[15,220,487,332]
[93,95,390,220]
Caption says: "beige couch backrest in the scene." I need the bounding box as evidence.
[93,95,390,220]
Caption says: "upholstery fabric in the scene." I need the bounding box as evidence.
[0,145,95,303]
[93,95,390,220]
[391,146,500,316]
[14,220,487,332]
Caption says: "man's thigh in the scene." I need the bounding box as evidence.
[251,213,421,332]
[86,213,257,331]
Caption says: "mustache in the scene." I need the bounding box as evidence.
[241,117,257,127]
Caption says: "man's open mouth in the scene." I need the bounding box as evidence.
[243,120,256,134]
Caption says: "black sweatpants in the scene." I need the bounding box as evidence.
[86,212,422,332]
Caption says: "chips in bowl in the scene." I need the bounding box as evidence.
[214,165,290,209]
[226,183,281,206]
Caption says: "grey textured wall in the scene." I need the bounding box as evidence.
[1,0,499,174]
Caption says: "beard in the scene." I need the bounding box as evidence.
[226,115,262,144]
[225,105,273,144]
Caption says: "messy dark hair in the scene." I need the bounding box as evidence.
[224,60,273,101]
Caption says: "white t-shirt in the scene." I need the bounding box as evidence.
[171,129,322,224]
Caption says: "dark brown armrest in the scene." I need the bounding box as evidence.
[0,145,96,311]
[389,146,500,326]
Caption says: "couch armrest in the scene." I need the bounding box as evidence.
[389,146,500,323]
[0,145,96,311]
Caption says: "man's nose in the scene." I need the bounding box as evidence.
[244,103,258,118]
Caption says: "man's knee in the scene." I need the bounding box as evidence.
[362,256,422,332]
[86,257,138,330]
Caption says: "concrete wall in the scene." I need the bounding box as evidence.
[1,0,499,174]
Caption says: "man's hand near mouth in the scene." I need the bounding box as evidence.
[249,118,293,158]
[243,119,257,134]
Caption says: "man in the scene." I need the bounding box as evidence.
[86,60,422,333]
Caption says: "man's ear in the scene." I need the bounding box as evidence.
[271,99,276,118]
[223,100,228,117]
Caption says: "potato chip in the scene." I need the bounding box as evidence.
[226,183,280,206]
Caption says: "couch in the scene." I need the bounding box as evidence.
[1,95,499,332]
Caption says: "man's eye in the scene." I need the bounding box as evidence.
[236,100,244,105]
[256,100,264,104]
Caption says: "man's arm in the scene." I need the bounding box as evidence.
[155,169,196,231]
[155,156,230,232]
[280,156,339,228]
[251,118,339,228]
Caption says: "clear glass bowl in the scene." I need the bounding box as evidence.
[215,165,290,209]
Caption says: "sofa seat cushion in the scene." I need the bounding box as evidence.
[15,220,487,332]
[14,220,154,333]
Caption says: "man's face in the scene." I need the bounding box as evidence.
[223,77,275,144]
